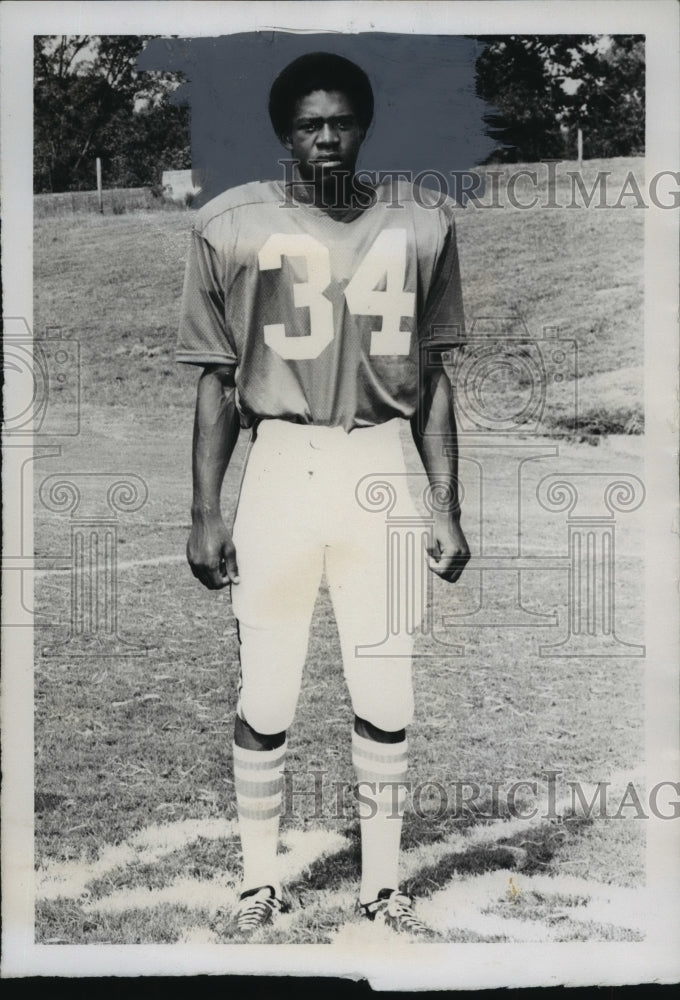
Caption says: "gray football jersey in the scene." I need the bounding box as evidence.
[177,179,465,431]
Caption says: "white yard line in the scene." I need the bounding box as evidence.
[421,871,645,942]
[33,553,187,578]
[33,540,624,579]
[37,818,238,901]
[79,829,350,917]
[37,769,647,943]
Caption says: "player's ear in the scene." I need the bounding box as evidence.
[280,130,293,151]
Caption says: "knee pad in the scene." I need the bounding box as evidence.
[237,693,297,736]
[345,657,415,733]
[237,687,298,736]
[363,701,414,734]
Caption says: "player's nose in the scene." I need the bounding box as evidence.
[317,123,339,146]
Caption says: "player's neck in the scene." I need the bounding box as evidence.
[288,165,371,218]
[315,171,352,210]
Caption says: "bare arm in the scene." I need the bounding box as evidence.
[410,364,470,583]
[187,364,241,589]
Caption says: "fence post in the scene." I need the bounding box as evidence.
[577,128,583,168]
[96,157,103,213]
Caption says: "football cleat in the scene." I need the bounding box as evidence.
[212,885,290,939]
[360,888,440,940]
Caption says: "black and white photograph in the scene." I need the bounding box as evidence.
[1,0,679,987]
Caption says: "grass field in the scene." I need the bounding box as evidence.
[31,157,647,946]
[33,187,189,218]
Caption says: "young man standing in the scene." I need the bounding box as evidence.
[177,53,470,937]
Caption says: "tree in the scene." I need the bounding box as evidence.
[568,36,645,159]
[34,35,190,192]
[475,35,645,163]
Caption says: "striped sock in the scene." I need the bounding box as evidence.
[232,739,287,895]
[352,730,408,905]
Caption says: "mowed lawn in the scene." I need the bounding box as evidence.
[31,157,647,945]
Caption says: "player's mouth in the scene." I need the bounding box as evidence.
[311,157,343,165]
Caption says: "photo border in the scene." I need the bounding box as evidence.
[2,0,678,985]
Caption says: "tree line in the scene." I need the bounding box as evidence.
[34,34,644,194]
[34,36,190,193]
[475,35,644,163]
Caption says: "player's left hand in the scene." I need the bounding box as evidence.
[427,518,470,583]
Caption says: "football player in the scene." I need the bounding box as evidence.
[177,52,470,937]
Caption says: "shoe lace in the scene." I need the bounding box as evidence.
[237,891,282,929]
[386,893,432,934]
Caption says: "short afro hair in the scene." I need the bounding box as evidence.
[268,52,374,140]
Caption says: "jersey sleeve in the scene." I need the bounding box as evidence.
[418,216,465,359]
[176,228,238,367]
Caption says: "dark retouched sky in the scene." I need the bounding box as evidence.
[140,32,494,203]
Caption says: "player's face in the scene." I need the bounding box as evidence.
[284,90,365,182]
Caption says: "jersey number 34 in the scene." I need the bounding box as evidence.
[258,229,415,360]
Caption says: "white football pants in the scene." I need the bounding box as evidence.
[231,418,424,735]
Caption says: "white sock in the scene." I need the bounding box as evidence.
[233,739,287,895]
[352,730,408,905]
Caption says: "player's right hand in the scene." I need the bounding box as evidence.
[186,514,240,590]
